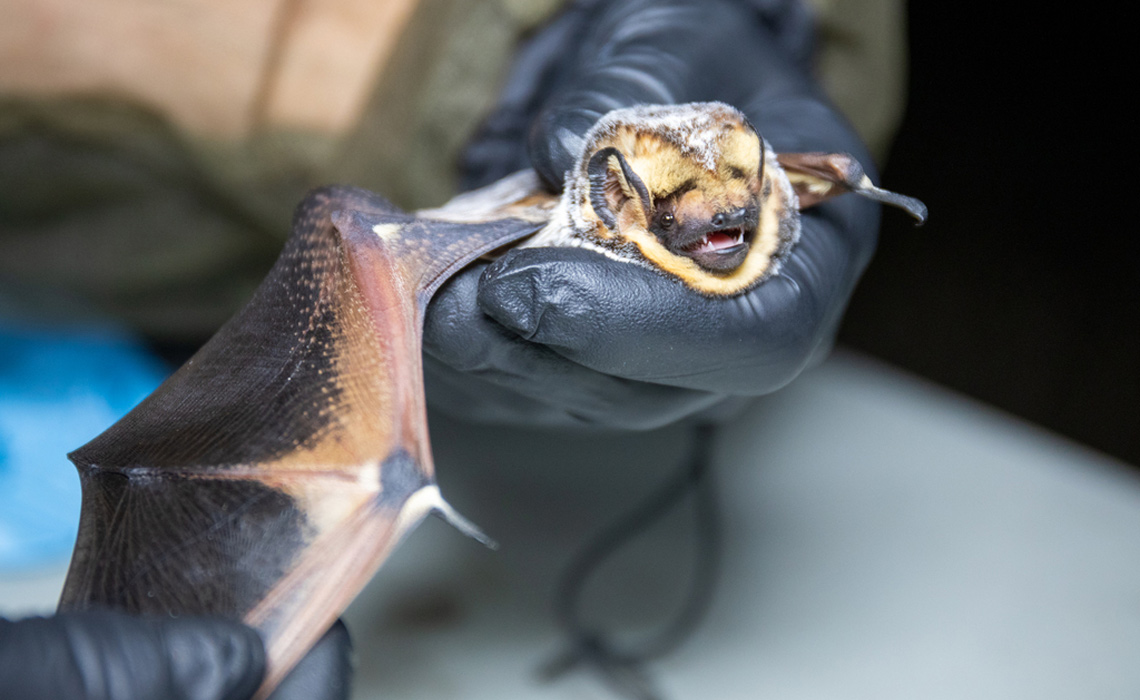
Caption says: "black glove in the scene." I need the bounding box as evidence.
[425,0,881,429]
[0,612,351,700]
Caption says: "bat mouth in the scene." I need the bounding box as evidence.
[680,226,752,273]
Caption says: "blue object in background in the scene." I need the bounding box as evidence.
[0,323,168,572]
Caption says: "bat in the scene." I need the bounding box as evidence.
[57,102,924,698]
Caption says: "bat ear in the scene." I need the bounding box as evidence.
[777,152,927,225]
[587,147,653,231]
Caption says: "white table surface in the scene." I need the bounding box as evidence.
[4,350,1139,699]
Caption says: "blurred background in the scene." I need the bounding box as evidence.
[840,4,1137,469]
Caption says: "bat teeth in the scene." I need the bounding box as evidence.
[687,227,746,254]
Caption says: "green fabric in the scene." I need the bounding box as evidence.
[0,98,292,337]
[332,0,564,210]
[0,0,563,340]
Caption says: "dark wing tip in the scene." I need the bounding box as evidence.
[885,192,928,226]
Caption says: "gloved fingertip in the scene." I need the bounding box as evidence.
[479,247,651,347]
[477,251,548,339]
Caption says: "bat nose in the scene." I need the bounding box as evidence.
[711,208,748,228]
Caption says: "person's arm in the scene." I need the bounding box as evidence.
[425,0,879,428]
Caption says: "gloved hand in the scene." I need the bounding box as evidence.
[425,0,881,429]
[0,612,352,700]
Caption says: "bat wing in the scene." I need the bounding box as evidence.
[58,184,546,696]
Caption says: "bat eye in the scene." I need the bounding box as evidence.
[660,212,675,228]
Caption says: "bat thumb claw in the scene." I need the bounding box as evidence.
[433,498,499,550]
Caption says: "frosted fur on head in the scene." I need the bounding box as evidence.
[560,102,763,235]
[581,102,749,171]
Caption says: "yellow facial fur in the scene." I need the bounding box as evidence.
[545,102,801,296]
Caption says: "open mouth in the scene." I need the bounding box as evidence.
[685,227,747,255]
[681,226,751,273]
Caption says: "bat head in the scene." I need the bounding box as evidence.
[584,105,764,276]
[563,102,926,296]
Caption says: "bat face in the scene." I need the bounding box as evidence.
[640,126,763,274]
[620,115,761,277]
[556,103,796,296]
[598,111,765,276]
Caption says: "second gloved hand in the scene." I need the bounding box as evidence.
[424,0,880,429]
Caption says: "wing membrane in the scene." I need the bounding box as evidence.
[60,185,544,696]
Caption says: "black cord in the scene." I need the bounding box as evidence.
[540,425,721,700]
